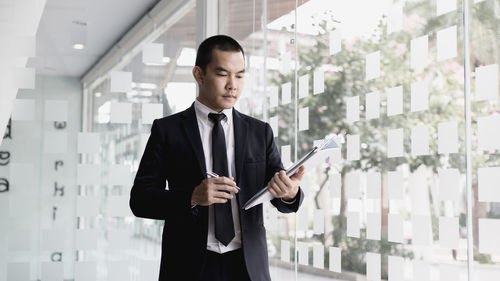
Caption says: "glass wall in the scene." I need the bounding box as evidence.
[2,0,500,280]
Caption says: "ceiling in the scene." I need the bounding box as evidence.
[29,0,160,77]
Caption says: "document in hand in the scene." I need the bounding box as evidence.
[242,137,339,210]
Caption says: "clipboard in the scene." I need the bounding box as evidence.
[242,137,339,210]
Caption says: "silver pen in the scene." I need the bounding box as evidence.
[206,171,240,191]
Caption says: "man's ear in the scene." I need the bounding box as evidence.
[192,66,204,85]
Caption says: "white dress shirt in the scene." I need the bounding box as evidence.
[194,99,242,253]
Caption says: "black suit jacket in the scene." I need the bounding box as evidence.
[130,103,303,281]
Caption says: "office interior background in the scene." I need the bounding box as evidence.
[1,0,500,280]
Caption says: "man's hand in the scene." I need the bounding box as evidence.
[268,165,305,201]
[191,177,239,206]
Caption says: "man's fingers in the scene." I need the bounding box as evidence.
[213,183,239,193]
[213,191,234,200]
[278,171,293,188]
[211,176,236,186]
[211,198,228,204]
[269,180,285,197]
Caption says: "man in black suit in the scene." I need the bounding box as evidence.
[130,35,305,281]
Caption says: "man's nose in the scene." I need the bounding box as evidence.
[226,76,236,91]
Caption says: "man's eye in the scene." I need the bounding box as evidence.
[236,75,243,79]
[217,73,227,77]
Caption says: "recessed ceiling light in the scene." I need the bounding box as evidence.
[73,43,85,50]
[95,92,101,97]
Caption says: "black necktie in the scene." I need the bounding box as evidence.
[208,112,235,246]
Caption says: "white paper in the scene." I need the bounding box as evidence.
[43,132,68,154]
[313,70,324,95]
[346,171,361,199]
[110,71,132,93]
[108,196,132,217]
[14,67,35,89]
[413,260,430,281]
[411,35,428,69]
[78,132,100,154]
[475,64,498,101]
[329,173,341,198]
[299,74,309,99]
[412,215,432,246]
[411,125,430,156]
[77,164,101,185]
[9,163,34,187]
[76,196,99,217]
[437,0,456,16]
[388,128,404,158]
[93,261,120,281]
[366,172,381,199]
[366,51,380,80]
[313,244,324,269]
[477,115,500,151]
[388,256,404,281]
[12,99,35,120]
[298,242,309,265]
[44,100,68,122]
[41,228,65,251]
[8,230,31,251]
[281,145,292,168]
[110,102,132,124]
[75,261,97,281]
[281,240,290,262]
[109,164,131,186]
[329,29,342,55]
[367,213,381,240]
[142,43,164,65]
[7,262,30,281]
[141,103,163,124]
[76,229,98,250]
[440,264,459,281]
[346,96,360,123]
[297,209,308,232]
[347,134,360,160]
[347,211,360,238]
[299,107,309,131]
[388,171,404,200]
[329,247,341,272]
[478,218,500,254]
[387,2,403,34]
[108,229,130,250]
[281,82,292,105]
[437,25,457,61]
[388,213,404,243]
[313,209,325,234]
[366,252,381,281]
[269,86,279,108]
[139,261,159,281]
[269,116,279,136]
[439,216,459,249]
[9,196,35,218]
[438,168,460,201]
[365,92,380,119]
[411,80,429,112]
[438,121,458,154]
[280,51,291,74]
[41,262,64,281]
[386,86,403,116]
[478,167,500,202]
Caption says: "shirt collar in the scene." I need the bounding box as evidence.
[194,98,233,125]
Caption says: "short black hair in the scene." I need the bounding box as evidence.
[195,35,245,71]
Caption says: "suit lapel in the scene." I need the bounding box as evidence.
[181,103,207,176]
[233,108,248,189]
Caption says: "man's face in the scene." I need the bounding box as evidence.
[194,49,245,112]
